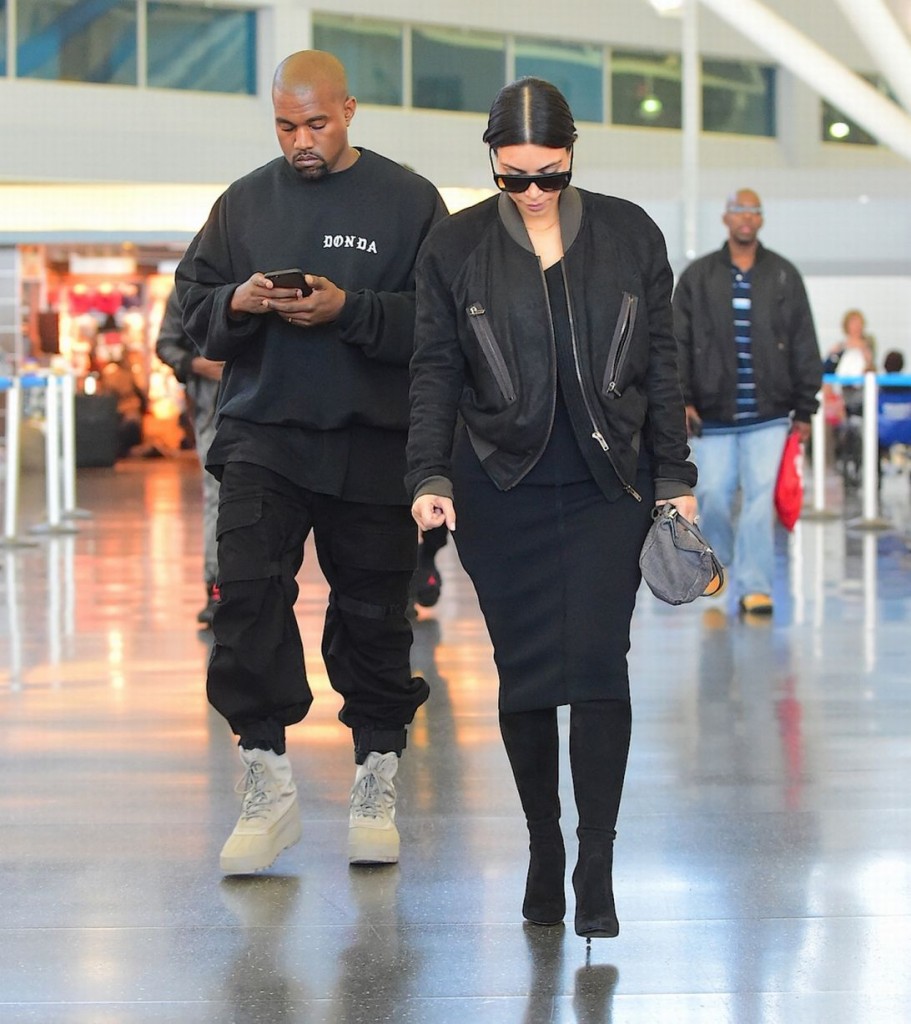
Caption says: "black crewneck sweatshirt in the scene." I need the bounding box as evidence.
[177,149,446,504]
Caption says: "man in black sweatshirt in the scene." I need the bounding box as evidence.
[176,50,446,875]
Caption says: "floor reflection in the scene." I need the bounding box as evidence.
[0,457,909,1022]
[523,924,565,1024]
[572,961,619,1024]
[219,875,301,1023]
[334,867,418,1019]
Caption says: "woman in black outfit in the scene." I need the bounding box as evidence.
[407,78,697,939]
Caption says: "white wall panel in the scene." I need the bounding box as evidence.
[805,275,911,363]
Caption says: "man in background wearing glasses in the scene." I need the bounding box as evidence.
[672,189,822,617]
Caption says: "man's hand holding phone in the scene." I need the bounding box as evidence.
[229,268,310,317]
[263,268,313,295]
[229,268,345,326]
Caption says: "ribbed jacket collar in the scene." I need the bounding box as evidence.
[497,186,583,254]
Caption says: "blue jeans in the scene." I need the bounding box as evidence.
[690,421,789,599]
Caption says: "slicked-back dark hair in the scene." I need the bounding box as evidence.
[483,77,578,150]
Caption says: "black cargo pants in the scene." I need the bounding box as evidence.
[208,462,430,760]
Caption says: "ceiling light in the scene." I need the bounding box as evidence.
[647,0,684,15]
[640,95,664,118]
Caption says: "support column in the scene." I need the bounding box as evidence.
[681,0,700,261]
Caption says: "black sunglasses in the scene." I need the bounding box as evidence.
[490,150,573,194]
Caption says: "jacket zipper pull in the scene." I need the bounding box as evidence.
[624,484,643,502]
[591,430,609,451]
[468,304,485,316]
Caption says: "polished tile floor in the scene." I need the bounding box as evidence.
[1,455,910,1023]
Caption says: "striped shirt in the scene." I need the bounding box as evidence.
[731,264,759,424]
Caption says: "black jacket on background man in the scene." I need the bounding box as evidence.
[672,241,822,424]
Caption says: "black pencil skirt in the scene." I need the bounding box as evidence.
[451,438,655,713]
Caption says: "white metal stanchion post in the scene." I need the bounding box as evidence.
[803,394,838,520]
[30,375,77,536]
[851,371,890,530]
[60,372,91,520]
[3,378,21,542]
[2,377,38,548]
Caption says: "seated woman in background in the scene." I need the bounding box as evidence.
[822,310,876,448]
[824,309,875,375]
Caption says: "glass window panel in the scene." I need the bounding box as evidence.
[515,38,603,123]
[702,59,775,137]
[0,1,7,77]
[611,50,681,130]
[312,14,402,106]
[148,3,256,95]
[822,100,877,146]
[17,0,136,85]
[412,27,505,113]
[822,74,890,146]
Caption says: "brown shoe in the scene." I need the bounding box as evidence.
[739,593,773,615]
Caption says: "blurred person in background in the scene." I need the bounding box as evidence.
[155,286,224,626]
[673,189,821,617]
[824,308,875,378]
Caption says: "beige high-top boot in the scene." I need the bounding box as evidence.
[348,752,400,865]
[220,748,301,874]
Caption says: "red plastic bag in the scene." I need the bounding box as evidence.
[775,432,804,531]
[822,384,846,426]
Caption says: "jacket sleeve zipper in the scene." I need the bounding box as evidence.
[561,263,642,502]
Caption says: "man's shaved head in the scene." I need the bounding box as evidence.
[272,50,349,102]
[271,50,358,179]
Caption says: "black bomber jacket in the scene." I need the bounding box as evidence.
[672,241,822,423]
[406,187,696,501]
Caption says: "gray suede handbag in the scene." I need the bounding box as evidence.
[639,504,725,605]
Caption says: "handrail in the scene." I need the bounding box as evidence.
[823,373,911,387]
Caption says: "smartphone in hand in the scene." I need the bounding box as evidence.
[263,268,312,296]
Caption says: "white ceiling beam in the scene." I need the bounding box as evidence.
[831,0,911,111]
[697,0,911,163]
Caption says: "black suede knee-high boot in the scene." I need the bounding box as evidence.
[499,707,566,925]
[569,698,632,939]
